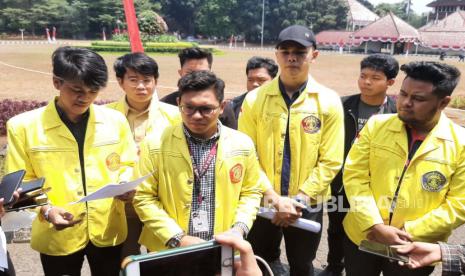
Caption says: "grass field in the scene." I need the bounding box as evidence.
[1,42,465,103]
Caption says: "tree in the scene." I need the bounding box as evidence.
[138,10,168,36]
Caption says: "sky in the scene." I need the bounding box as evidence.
[368,0,433,14]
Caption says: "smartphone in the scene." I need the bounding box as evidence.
[20,178,45,194]
[121,241,234,276]
[0,170,26,205]
[359,240,409,263]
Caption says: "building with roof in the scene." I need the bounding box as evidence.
[427,0,465,21]
[420,10,465,51]
[345,0,380,31]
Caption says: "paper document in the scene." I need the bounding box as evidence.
[71,175,150,204]
[258,207,321,233]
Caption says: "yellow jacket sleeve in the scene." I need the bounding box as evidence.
[343,119,384,232]
[233,146,263,229]
[300,100,344,199]
[5,121,36,180]
[238,93,272,193]
[405,149,465,241]
[133,140,183,245]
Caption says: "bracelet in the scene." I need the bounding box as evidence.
[43,206,53,222]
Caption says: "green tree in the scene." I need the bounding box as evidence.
[138,10,168,35]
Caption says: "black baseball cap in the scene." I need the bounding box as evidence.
[276,25,317,49]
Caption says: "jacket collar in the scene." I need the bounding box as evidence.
[42,97,104,142]
[262,75,320,96]
[387,112,451,140]
[119,92,160,119]
[343,94,397,114]
[173,122,229,171]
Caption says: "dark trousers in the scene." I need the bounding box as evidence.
[343,234,434,276]
[248,206,323,276]
[0,253,15,276]
[326,185,350,270]
[40,242,122,276]
[121,204,143,259]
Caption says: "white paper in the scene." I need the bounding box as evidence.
[257,207,321,233]
[70,175,150,204]
[0,226,8,270]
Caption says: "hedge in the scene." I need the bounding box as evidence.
[0,99,111,136]
[90,41,197,48]
[85,45,220,54]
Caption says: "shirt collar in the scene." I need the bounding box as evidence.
[183,121,221,144]
[278,78,308,99]
[55,99,90,125]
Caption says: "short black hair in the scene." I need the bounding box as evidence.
[113,52,159,79]
[400,61,461,98]
[360,54,399,80]
[178,71,224,102]
[178,47,213,68]
[246,56,278,78]
[52,46,108,91]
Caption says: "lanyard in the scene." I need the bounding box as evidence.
[388,129,425,224]
[188,142,218,204]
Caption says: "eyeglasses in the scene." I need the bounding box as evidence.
[179,105,220,116]
[126,78,154,88]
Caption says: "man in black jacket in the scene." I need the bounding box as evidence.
[230,56,278,120]
[321,54,399,276]
[160,47,237,128]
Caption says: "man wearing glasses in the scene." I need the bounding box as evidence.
[239,25,344,275]
[133,71,263,251]
[107,52,180,258]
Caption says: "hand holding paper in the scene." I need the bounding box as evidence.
[71,175,149,204]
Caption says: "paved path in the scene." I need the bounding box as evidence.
[8,212,465,275]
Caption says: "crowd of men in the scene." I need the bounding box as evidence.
[1,24,464,276]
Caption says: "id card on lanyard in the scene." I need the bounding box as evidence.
[188,142,218,234]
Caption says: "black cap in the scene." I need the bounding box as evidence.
[276,25,316,48]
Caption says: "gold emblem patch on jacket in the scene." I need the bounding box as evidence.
[106,152,121,171]
[301,115,321,134]
[421,171,447,192]
[230,164,243,183]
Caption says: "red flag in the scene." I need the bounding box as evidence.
[122,0,144,52]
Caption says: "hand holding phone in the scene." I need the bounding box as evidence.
[367,224,412,245]
[122,241,234,276]
[359,240,409,263]
[179,235,205,247]
[393,242,442,269]
[215,233,262,276]
[0,170,26,206]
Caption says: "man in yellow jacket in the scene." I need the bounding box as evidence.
[133,71,263,252]
[343,61,465,276]
[6,47,137,276]
[107,52,180,258]
[239,25,344,276]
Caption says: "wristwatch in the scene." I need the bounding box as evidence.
[167,232,185,248]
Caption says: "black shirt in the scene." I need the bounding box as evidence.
[55,102,90,193]
[278,79,308,196]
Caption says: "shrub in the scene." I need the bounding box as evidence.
[0,99,112,136]
[112,33,129,42]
